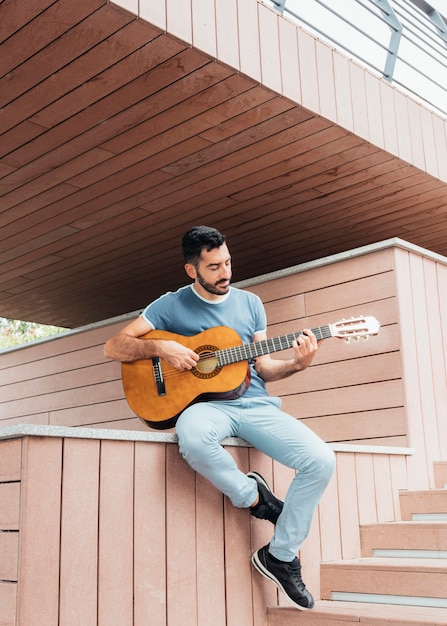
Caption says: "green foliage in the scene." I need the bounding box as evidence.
[0,317,67,349]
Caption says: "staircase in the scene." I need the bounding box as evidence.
[267,463,447,625]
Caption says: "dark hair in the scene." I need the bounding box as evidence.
[182,226,226,264]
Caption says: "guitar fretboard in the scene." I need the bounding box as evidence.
[216,325,332,366]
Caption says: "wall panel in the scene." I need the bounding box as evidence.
[1,241,446,464]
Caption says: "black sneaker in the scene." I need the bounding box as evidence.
[247,471,283,524]
[251,545,314,610]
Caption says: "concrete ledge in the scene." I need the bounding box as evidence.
[0,424,414,455]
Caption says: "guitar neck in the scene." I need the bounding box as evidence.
[216,325,333,366]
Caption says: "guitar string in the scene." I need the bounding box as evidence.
[152,326,334,379]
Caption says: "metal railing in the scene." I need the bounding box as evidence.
[268,0,447,117]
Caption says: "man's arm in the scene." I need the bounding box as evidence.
[103,317,199,370]
[253,329,319,382]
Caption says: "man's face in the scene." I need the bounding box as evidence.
[187,243,232,298]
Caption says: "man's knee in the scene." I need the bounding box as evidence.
[318,446,336,484]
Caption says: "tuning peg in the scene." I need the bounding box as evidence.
[344,336,351,344]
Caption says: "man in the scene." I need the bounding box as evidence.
[104,225,335,610]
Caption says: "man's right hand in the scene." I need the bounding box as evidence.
[158,340,199,371]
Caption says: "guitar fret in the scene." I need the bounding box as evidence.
[216,324,335,365]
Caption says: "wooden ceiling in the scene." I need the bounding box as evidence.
[1,0,447,328]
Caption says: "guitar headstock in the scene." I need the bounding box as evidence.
[329,316,380,342]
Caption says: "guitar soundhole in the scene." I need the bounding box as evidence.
[192,346,221,379]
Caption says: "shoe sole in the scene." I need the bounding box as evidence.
[246,470,272,492]
[251,550,313,611]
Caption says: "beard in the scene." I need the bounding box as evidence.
[196,270,230,296]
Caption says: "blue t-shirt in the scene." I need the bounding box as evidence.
[141,285,269,397]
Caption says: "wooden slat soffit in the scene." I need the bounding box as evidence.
[1,0,447,327]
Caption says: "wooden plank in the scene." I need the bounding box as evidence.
[269,352,402,397]
[195,472,227,626]
[279,15,301,103]
[298,28,319,112]
[281,380,404,420]
[59,438,100,625]
[316,39,337,122]
[393,248,430,490]
[237,0,261,80]
[165,444,198,624]
[0,47,212,175]
[432,114,447,181]
[0,0,111,84]
[16,436,62,626]
[191,0,217,58]
[298,505,323,603]
[305,408,407,445]
[264,295,306,325]
[134,442,167,625]
[350,63,369,140]
[0,0,58,44]
[0,581,17,626]
[97,440,134,626]
[250,249,396,302]
[0,361,118,404]
[419,107,439,178]
[258,3,281,93]
[223,446,262,624]
[317,461,342,561]
[373,455,396,522]
[305,272,396,314]
[49,399,136,429]
[333,51,353,131]
[0,17,158,138]
[0,483,20,530]
[0,380,123,420]
[365,68,385,148]
[161,106,320,178]
[166,0,192,44]
[0,530,18,581]
[421,258,446,470]
[394,90,413,164]
[336,453,361,559]
[380,81,399,156]
[389,454,409,521]
[434,461,447,489]
[0,439,21,481]
[0,344,110,386]
[350,450,378,528]
[0,322,125,369]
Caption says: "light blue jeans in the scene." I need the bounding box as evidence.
[176,396,336,562]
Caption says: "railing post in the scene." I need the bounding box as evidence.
[373,0,403,81]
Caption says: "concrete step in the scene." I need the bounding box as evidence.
[360,521,447,557]
[399,490,447,521]
[320,557,447,608]
[268,601,447,625]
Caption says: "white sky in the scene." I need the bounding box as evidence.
[428,0,446,15]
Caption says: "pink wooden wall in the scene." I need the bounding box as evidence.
[1,239,446,473]
[2,239,447,469]
[1,241,404,446]
[0,430,411,626]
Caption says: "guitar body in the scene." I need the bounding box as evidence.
[121,326,251,429]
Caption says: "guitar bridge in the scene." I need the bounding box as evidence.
[152,357,166,396]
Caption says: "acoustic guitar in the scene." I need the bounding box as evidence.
[122,315,380,429]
